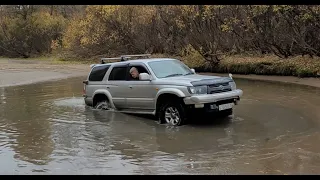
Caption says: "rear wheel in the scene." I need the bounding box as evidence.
[158,101,186,126]
[95,100,111,110]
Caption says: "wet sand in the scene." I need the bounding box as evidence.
[0,59,319,88]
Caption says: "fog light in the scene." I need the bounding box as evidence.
[234,99,239,105]
[194,104,204,108]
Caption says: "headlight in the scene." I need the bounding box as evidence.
[229,81,236,90]
[188,85,207,94]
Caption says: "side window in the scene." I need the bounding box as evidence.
[108,66,127,81]
[128,65,149,81]
[88,65,110,81]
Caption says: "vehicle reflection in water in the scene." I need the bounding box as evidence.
[0,76,319,174]
[81,107,235,174]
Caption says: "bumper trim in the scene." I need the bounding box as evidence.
[183,89,243,105]
[84,97,93,106]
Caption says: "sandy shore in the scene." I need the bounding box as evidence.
[0,59,319,88]
[0,59,89,88]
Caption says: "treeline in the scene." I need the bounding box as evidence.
[0,5,85,58]
[1,5,320,64]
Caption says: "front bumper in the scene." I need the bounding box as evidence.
[183,89,243,105]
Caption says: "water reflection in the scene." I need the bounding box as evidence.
[0,85,55,165]
[0,78,84,173]
[0,76,319,174]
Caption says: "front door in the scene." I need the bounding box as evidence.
[125,64,157,110]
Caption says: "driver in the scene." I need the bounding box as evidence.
[129,67,140,80]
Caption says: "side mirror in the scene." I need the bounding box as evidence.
[229,73,233,79]
[139,73,151,81]
[191,68,196,73]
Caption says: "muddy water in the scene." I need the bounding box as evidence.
[0,77,320,175]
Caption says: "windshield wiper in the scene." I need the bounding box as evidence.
[164,73,183,78]
[184,72,194,76]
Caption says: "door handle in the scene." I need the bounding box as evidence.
[106,86,110,89]
[129,86,133,89]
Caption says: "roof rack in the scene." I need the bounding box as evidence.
[100,54,151,64]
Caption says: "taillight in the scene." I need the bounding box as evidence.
[83,80,88,95]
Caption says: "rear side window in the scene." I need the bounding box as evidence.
[89,65,110,81]
[108,67,127,81]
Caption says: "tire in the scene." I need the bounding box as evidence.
[95,100,111,110]
[158,101,187,126]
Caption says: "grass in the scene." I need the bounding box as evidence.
[183,54,320,78]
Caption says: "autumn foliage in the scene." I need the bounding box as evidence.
[0,5,320,77]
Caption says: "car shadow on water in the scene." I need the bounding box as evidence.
[122,112,233,128]
[188,114,233,127]
[85,105,233,130]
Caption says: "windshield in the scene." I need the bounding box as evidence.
[148,60,194,78]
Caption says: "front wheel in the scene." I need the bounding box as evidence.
[158,101,186,126]
[219,108,233,117]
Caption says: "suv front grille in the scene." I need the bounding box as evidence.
[208,82,231,94]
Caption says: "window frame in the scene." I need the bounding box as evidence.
[108,64,129,81]
[127,63,152,81]
[88,65,111,82]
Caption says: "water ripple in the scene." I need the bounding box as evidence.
[0,76,319,174]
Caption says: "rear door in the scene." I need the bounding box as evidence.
[85,65,111,99]
[107,64,129,109]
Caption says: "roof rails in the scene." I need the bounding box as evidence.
[100,54,151,64]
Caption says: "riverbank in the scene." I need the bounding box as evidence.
[184,55,320,78]
[201,73,320,88]
[0,58,319,89]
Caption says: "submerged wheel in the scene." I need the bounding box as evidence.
[95,100,111,110]
[158,101,186,126]
[219,108,233,117]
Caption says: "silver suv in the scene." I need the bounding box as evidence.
[83,54,243,126]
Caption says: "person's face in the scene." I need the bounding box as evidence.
[131,69,139,78]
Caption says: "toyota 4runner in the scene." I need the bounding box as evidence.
[83,54,243,126]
